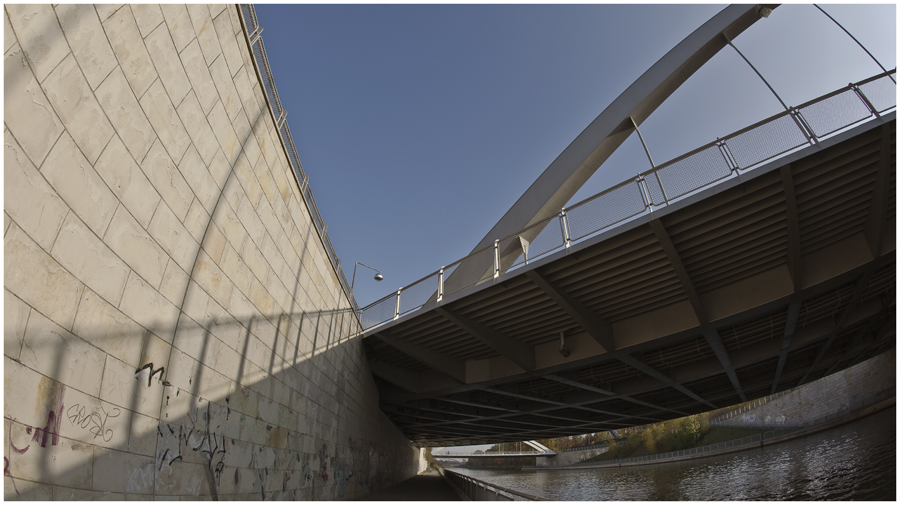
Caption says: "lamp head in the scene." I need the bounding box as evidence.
[374,273,384,282]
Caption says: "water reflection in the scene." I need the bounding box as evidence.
[453,406,895,500]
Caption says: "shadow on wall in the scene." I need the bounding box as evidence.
[4,4,422,499]
[4,306,416,500]
[6,88,414,498]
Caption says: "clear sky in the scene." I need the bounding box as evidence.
[254,4,896,310]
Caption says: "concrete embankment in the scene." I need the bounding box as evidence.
[713,349,895,430]
[529,397,894,471]
[528,350,896,472]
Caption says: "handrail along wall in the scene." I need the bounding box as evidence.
[238,5,360,314]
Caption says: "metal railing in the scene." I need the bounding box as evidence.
[523,389,894,470]
[713,388,894,429]
[360,69,896,331]
[238,5,359,312]
[560,443,611,453]
[442,468,548,501]
[710,387,801,424]
[435,450,543,458]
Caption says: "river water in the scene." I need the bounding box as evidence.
[451,406,895,500]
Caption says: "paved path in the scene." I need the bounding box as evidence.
[355,470,462,501]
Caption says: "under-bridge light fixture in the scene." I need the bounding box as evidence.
[758,6,773,18]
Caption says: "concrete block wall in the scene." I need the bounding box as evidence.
[4,4,417,500]
[714,349,895,428]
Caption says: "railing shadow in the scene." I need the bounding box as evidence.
[4,303,411,500]
[5,4,416,500]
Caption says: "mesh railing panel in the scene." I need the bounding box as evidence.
[361,294,397,330]
[240,5,258,35]
[724,113,809,169]
[251,38,283,121]
[496,234,528,272]
[398,271,440,315]
[497,214,566,272]
[566,179,647,239]
[798,88,872,138]
[859,74,898,113]
[524,215,567,259]
[643,173,665,208]
[442,246,495,297]
[304,187,325,234]
[280,121,306,184]
[649,145,732,204]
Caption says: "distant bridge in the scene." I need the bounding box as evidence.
[361,5,896,447]
[433,441,555,458]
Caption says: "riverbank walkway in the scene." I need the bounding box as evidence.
[354,469,462,501]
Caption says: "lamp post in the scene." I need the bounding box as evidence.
[351,261,383,298]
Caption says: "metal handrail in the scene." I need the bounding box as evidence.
[443,468,548,501]
[709,386,801,423]
[237,5,360,313]
[360,69,896,331]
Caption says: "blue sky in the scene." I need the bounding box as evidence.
[255,4,896,310]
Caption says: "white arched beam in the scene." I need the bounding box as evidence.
[451,4,777,286]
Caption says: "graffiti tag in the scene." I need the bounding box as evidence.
[66,404,119,442]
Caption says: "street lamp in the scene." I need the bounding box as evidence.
[351,261,383,296]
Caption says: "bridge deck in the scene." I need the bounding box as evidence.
[364,107,895,447]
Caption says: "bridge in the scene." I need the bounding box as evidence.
[359,5,896,447]
[432,440,555,458]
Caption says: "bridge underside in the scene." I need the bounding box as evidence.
[364,116,896,447]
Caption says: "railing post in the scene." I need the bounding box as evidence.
[393,288,401,320]
[716,138,738,171]
[437,267,444,303]
[249,26,264,46]
[493,239,500,279]
[852,83,881,119]
[636,175,652,211]
[790,108,817,146]
[559,209,571,249]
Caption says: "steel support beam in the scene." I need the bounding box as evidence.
[770,298,801,394]
[864,122,893,256]
[780,164,802,291]
[799,268,876,385]
[375,333,466,383]
[525,270,615,352]
[368,360,419,393]
[546,374,690,416]
[649,218,746,402]
[618,354,717,409]
[436,307,536,371]
[483,385,661,422]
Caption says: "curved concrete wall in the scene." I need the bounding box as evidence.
[712,349,895,428]
[4,4,417,499]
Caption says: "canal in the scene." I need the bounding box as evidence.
[451,406,895,500]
